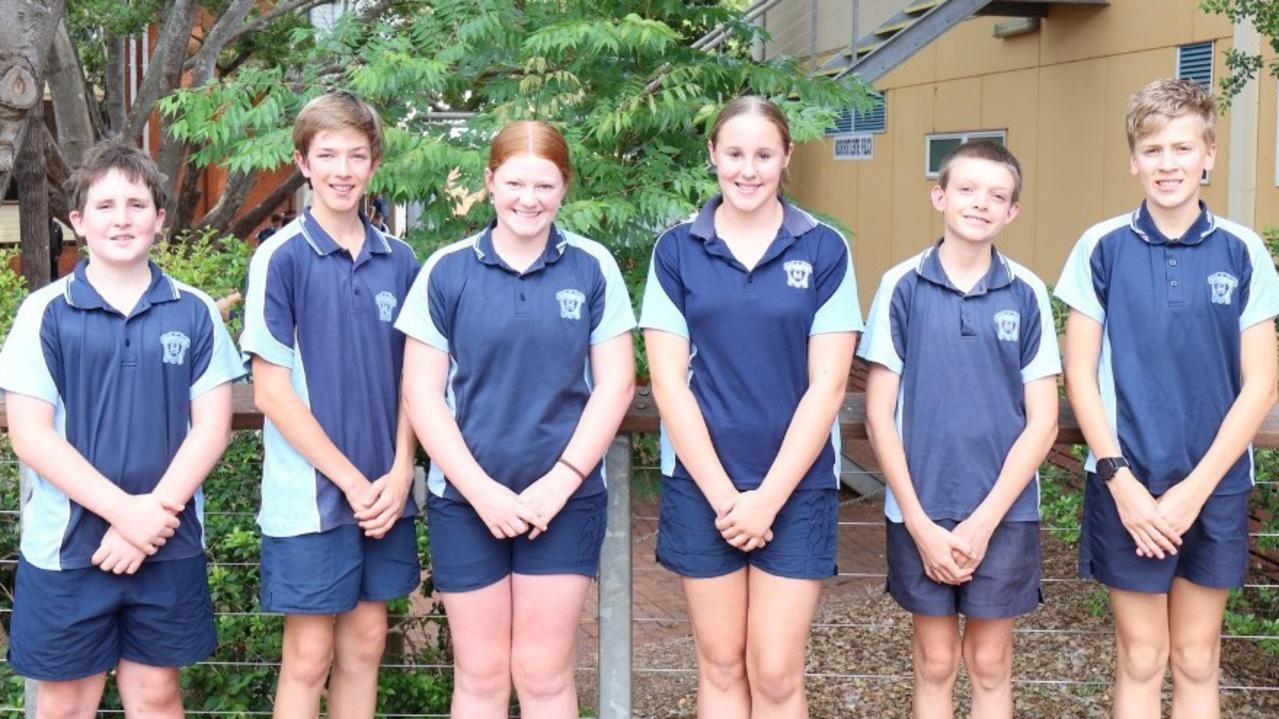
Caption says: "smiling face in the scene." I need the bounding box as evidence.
[484,153,567,243]
[295,127,378,217]
[931,156,1020,246]
[1129,112,1215,218]
[708,112,792,215]
[70,168,164,268]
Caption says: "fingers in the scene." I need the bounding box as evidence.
[516,503,548,534]
[160,500,185,515]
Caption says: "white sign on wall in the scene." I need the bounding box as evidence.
[833,133,873,160]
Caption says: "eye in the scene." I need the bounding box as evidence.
[991,193,1008,203]
[536,183,554,191]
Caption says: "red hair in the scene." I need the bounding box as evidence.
[488,121,573,184]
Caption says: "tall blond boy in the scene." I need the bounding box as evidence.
[0,141,244,717]
[1056,78,1279,718]
[861,140,1060,718]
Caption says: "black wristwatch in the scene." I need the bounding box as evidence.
[1096,456,1129,483]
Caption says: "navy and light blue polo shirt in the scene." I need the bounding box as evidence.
[394,222,635,500]
[858,243,1060,523]
[1055,202,1279,496]
[0,261,245,570]
[639,196,863,492]
[241,209,420,537]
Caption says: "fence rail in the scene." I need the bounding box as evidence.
[4,384,1279,717]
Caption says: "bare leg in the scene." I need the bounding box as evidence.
[683,569,751,718]
[329,601,389,719]
[912,614,961,719]
[1167,578,1228,719]
[274,613,336,719]
[440,577,514,719]
[744,567,822,719]
[34,673,108,719]
[510,573,593,719]
[961,618,1015,719]
[1109,588,1169,719]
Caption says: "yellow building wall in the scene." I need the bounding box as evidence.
[789,1,1264,309]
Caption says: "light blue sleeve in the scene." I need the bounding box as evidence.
[1022,279,1063,383]
[638,234,689,338]
[810,236,864,335]
[855,273,903,375]
[190,290,249,400]
[0,289,60,405]
[239,240,296,368]
[1053,234,1105,324]
[589,247,637,345]
[393,252,450,352]
[1240,233,1279,330]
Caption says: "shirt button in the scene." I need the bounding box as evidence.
[1169,259,1178,266]
[124,339,131,347]
[519,293,525,300]
[354,288,361,295]
[1170,280,1179,287]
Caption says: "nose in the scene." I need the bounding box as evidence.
[517,186,537,205]
[1157,148,1176,170]
[112,204,131,226]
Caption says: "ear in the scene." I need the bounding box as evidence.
[1129,152,1140,177]
[1004,201,1021,224]
[1203,141,1217,173]
[706,139,716,169]
[781,141,794,170]
[483,167,495,197]
[68,210,85,239]
[930,184,946,211]
[294,149,310,177]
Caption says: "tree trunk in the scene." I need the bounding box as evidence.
[228,169,305,239]
[17,84,50,290]
[103,33,126,133]
[48,19,94,168]
[122,0,195,142]
[197,169,256,233]
[0,0,67,193]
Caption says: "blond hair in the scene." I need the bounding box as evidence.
[292,91,384,162]
[1125,78,1216,151]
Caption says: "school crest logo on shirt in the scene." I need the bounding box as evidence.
[993,310,1020,343]
[160,331,191,365]
[783,260,813,289]
[375,291,398,322]
[1207,272,1239,306]
[556,289,586,320]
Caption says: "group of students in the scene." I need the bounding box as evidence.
[0,77,1273,719]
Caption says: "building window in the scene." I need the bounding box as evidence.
[1177,42,1213,90]
[827,93,886,136]
[924,131,1006,178]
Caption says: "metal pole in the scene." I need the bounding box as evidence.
[810,0,819,68]
[19,465,35,719]
[597,435,632,719]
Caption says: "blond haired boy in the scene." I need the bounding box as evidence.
[1056,78,1279,718]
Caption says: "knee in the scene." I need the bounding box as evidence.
[283,634,336,689]
[697,650,748,694]
[455,653,512,700]
[511,650,574,702]
[1170,642,1219,686]
[746,656,803,706]
[337,621,388,670]
[36,686,98,719]
[915,639,961,686]
[964,643,1012,693]
[1118,641,1169,684]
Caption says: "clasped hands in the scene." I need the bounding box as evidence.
[469,466,582,541]
[713,489,778,552]
[92,493,184,575]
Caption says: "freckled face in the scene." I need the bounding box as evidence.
[484,154,567,243]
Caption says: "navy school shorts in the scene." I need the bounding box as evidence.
[260,517,421,614]
[1080,473,1250,593]
[426,490,608,593]
[656,475,838,580]
[886,519,1042,619]
[8,554,216,681]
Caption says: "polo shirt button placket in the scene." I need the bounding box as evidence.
[1165,247,1183,305]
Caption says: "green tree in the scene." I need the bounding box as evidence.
[1201,0,1279,103]
[159,0,873,250]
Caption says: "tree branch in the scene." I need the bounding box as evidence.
[229,168,304,238]
[197,169,257,233]
[122,0,195,140]
[208,0,332,55]
[187,0,256,85]
[48,19,95,167]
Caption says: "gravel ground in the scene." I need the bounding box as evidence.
[579,535,1279,718]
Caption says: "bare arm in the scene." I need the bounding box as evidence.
[1157,320,1278,532]
[1063,310,1179,558]
[152,383,234,507]
[644,329,738,513]
[252,356,373,514]
[864,364,973,584]
[520,332,635,538]
[400,338,539,538]
[6,392,180,554]
[952,376,1058,566]
[717,332,856,550]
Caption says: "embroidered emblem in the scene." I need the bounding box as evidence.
[994,310,1020,343]
[375,290,397,322]
[556,289,586,320]
[1207,272,1239,305]
[783,260,813,289]
[160,331,191,365]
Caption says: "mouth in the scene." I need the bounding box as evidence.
[512,208,542,220]
[108,234,136,242]
[961,214,990,226]
[735,181,763,195]
[1155,178,1182,192]
[329,183,356,196]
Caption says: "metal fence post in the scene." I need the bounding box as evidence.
[18,464,35,719]
[598,434,632,719]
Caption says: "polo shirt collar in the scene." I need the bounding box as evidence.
[65,259,179,314]
[473,221,568,275]
[915,239,1015,296]
[689,194,817,269]
[298,207,391,262]
[1130,200,1215,246]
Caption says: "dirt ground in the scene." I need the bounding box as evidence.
[577,530,1279,718]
